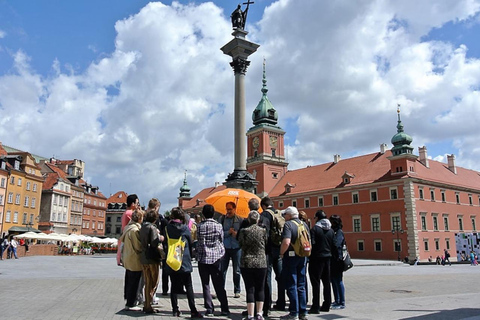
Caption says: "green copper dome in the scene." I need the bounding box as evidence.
[391,106,413,156]
[252,60,278,126]
[179,171,191,198]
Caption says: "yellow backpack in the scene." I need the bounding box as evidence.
[166,231,186,271]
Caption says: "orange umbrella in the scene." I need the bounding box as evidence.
[204,188,262,218]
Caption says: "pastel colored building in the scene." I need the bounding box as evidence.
[105,191,128,238]
[81,183,107,236]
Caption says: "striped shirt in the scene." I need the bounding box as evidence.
[197,218,225,264]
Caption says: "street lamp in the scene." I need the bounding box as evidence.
[23,222,34,232]
[392,227,404,261]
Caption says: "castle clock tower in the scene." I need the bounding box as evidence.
[246,61,288,197]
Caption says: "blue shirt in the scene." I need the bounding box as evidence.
[220,215,242,249]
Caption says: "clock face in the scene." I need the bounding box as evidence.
[252,137,260,148]
[269,136,278,147]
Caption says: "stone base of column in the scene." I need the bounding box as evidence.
[224,169,258,193]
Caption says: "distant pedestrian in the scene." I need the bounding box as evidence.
[444,249,451,266]
[10,238,18,259]
[330,215,346,310]
[471,252,478,266]
[119,209,144,311]
[197,204,230,316]
[238,210,268,320]
[0,236,8,260]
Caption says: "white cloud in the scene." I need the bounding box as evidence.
[1,0,480,210]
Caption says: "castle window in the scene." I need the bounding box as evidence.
[353,216,361,232]
[305,199,310,208]
[441,191,446,202]
[390,188,398,200]
[272,173,278,179]
[292,200,297,207]
[469,194,473,205]
[430,189,435,201]
[254,150,257,157]
[456,193,460,204]
[333,195,339,206]
[357,240,364,251]
[370,190,377,202]
[374,240,382,252]
[271,149,276,157]
[318,197,323,207]
[419,188,424,200]
[352,192,359,204]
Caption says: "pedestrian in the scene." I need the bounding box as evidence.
[10,237,18,259]
[470,252,478,266]
[197,204,230,317]
[0,235,9,260]
[238,210,268,320]
[219,201,243,298]
[165,207,203,318]
[444,249,451,266]
[140,199,164,314]
[279,206,308,320]
[329,215,346,310]
[155,207,170,296]
[308,210,335,314]
[119,209,144,311]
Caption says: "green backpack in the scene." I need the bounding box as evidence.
[291,220,312,257]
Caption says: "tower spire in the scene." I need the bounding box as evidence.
[391,103,413,156]
[252,58,278,126]
[179,170,191,198]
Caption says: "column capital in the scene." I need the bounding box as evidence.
[230,57,251,75]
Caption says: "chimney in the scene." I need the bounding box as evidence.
[419,146,429,168]
[447,154,457,174]
[333,154,341,164]
[380,143,388,154]
[214,182,220,188]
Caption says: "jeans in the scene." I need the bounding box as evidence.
[199,260,230,314]
[271,246,285,308]
[222,248,241,294]
[331,272,345,306]
[283,254,307,316]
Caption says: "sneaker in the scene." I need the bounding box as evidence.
[221,311,231,316]
[299,314,308,320]
[173,310,182,317]
[256,314,265,320]
[280,314,299,320]
[234,293,241,298]
[124,306,142,311]
[307,308,319,314]
[331,305,345,310]
[205,311,215,317]
[331,302,339,307]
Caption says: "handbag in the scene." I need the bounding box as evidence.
[342,245,354,271]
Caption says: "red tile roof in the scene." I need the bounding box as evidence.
[107,191,128,204]
[268,150,480,197]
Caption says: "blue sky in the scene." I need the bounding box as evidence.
[1,0,480,210]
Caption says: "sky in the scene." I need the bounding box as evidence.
[1,0,480,211]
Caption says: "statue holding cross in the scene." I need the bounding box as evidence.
[231,1,254,30]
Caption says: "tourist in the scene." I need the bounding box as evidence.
[219,201,243,298]
[165,207,203,318]
[140,199,163,314]
[119,209,144,311]
[308,210,335,314]
[238,210,268,320]
[261,197,286,313]
[330,215,346,310]
[280,206,308,320]
[117,194,140,266]
[197,204,230,316]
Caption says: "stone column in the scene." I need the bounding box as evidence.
[221,29,259,191]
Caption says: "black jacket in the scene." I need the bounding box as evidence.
[310,219,336,259]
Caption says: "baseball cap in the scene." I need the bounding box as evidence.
[282,206,298,217]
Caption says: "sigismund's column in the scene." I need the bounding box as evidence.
[221,6,259,192]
